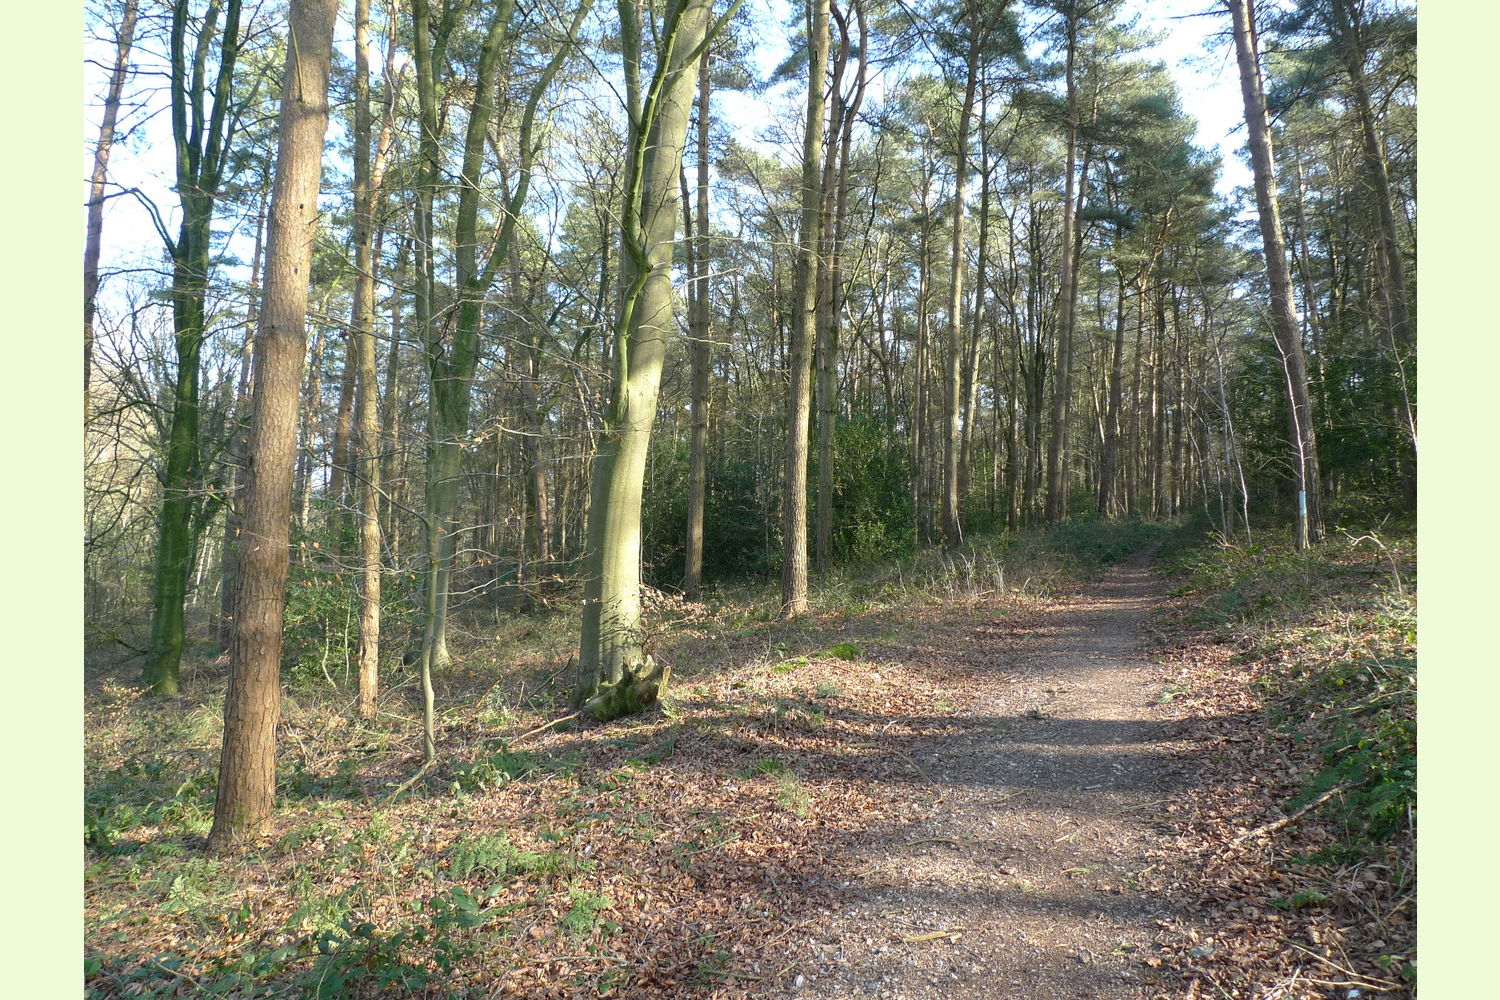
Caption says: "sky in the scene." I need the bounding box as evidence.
[1129,0,1255,195]
[84,0,1262,298]
[714,0,1254,195]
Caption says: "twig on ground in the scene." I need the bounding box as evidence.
[383,759,437,803]
[1276,939,1401,991]
[508,711,581,746]
[1215,783,1354,856]
[901,930,965,943]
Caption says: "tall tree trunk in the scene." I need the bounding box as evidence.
[85,0,138,423]
[1099,265,1127,514]
[209,0,336,852]
[352,0,398,720]
[1150,286,1167,516]
[515,246,553,595]
[219,195,266,650]
[815,1,865,571]
[960,85,991,512]
[328,333,357,524]
[1328,0,1415,500]
[942,7,984,547]
[780,0,829,617]
[412,0,516,700]
[144,0,245,695]
[295,324,327,534]
[1330,0,1411,362]
[1044,8,1079,524]
[412,1,589,737]
[1126,279,1145,513]
[381,238,408,565]
[1228,0,1323,546]
[574,0,724,708]
[683,43,712,600]
[820,0,868,558]
[1170,285,1187,513]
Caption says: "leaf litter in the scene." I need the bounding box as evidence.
[85,540,1412,999]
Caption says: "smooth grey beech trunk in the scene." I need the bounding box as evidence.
[410,0,591,755]
[575,0,722,707]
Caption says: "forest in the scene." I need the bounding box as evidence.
[82,0,1417,997]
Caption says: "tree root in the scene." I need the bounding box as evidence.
[584,655,671,722]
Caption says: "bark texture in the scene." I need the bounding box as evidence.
[209,0,337,852]
[575,0,720,702]
[781,0,830,617]
[943,7,983,548]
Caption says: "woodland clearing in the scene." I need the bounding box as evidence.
[85,521,1414,999]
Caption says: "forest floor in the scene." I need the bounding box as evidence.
[84,520,1415,999]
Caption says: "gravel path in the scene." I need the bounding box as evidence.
[784,549,1201,999]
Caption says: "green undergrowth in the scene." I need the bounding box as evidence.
[86,883,509,999]
[1170,529,1415,849]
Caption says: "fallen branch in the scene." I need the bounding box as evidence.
[1219,783,1354,853]
[509,711,580,746]
[383,759,437,804]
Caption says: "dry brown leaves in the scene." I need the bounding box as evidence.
[1134,586,1415,999]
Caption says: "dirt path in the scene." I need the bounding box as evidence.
[788,548,1200,999]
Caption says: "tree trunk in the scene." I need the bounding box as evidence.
[328,333,357,528]
[1099,265,1127,514]
[143,0,245,695]
[84,0,138,423]
[209,0,336,852]
[1328,0,1415,499]
[1044,9,1079,524]
[381,238,408,566]
[683,43,712,600]
[514,245,553,595]
[575,0,721,707]
[815,1,865,572]
[1228,0,1323,546]
[960,85,991,512]
[144,215,211,696]
[1150,286,1167,516]
[219,194,266,650]
[780,0,829,617]
[411,0,517,697]
[217,211,261,650]
[943,8,983,548]
[352,0,395,720]
[412,0,589,724]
